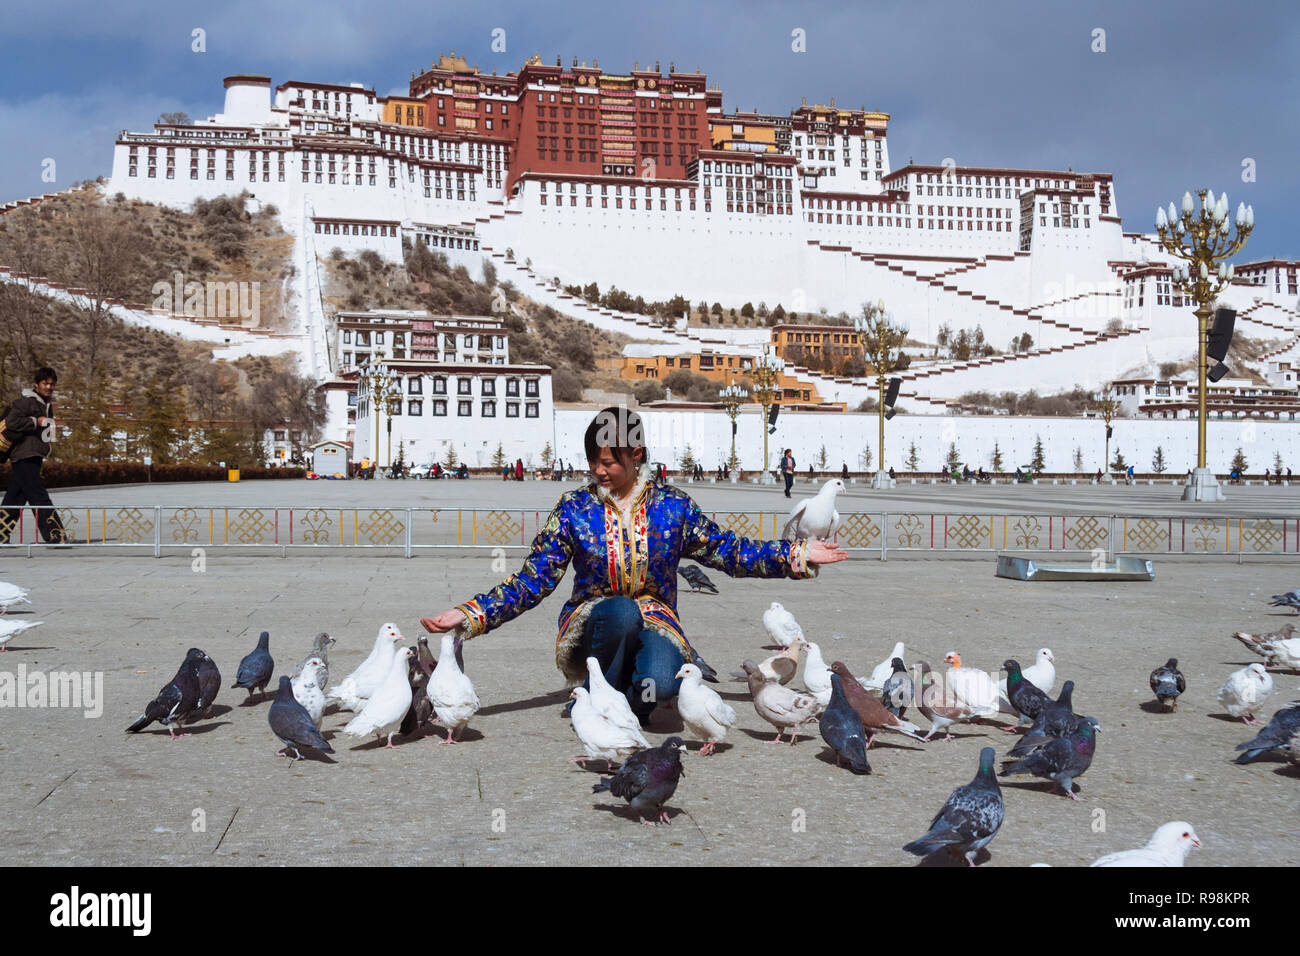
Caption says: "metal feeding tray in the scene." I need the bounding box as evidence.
[995,554,1155,582]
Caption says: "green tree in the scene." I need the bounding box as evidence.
[444,444,459,469]
[1031,435,1046,473]
[1274,451,1284,474]
[541,441,554,468]
[817,444,828,470]
[1152,446,1167,474]
[710,302,723,316]
[1231,447,1248,474]
[679,444,697,471]
[491,442,507,470]
[991,442,1004,472]
[907,442,919,472]
[945,443,962,474]
[859,444,873,470]
[741,302,755,318]
[1111,448,1127,471]
[1073,446,1085,472]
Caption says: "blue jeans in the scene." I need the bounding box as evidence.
[580,596,684,718]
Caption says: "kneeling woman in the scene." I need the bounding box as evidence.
[420,407,847,723]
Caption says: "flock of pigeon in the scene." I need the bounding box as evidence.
[0,582,43,650]
[125,625,480,760]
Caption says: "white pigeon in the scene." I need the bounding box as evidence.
[291,657,328,728]
[762,602,805,648]
[327,623,404,711]
[426,633,479,743]
[860,641,907,691]
[0,618,42,651]
[1261,635,1300,670]
[675,663,738,755]
[343,647,414,748]
[943,652,1000,716]
[998,648,1056,715]
[781,478,844,543]
[569,687,648,765]
[802,640,833,707]
[0,582,31,613]
[1091,822,1202,867]
[585,656,645,739]
[1217,663,1274,725]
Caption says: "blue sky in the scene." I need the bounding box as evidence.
[2,0,1297,259]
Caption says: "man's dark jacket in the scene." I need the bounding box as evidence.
[5,388,52,462]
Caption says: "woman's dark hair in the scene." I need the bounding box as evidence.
[584,406,645,468]
[34,367,57,384]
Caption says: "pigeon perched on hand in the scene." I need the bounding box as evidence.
[903,747,1004,866]
[0,581,31,614]
[1091,822,1201,867]
[742,660,822,744]
[1000,716,1100,800]
[781,478,844,543]
[328,623,404,711]
[126,648,207,738]
[829,661,926,746]
[1149,658,1185,712]
[1217,664,1273,725]
[674,663,737,754]
[344,647,415,748]
[232,631,274,701]
[1268,589,1300,614]
[762,602,805,648]
[1007,681,1079,758]
[1233,702,1300,763]
[592,737,688,825]
[678,564,718,594]
[269,675,334,761]
[819,673,872,773]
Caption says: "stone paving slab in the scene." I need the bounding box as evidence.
[0,549,1296,866]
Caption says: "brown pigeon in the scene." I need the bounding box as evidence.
[830,661,927,748]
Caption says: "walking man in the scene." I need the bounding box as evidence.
[1,367,65,543]
[781,448,796,498]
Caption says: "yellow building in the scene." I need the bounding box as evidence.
[619,344,841,407]
[771,324,864,368]
[382,96,426,127]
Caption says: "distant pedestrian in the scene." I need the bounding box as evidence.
[0,367,66,544]
[841,462,848,480]
[781,448,796,498]
[1126,464,1134,485]
[515,458,523,481]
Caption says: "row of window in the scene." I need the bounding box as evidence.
[392,399,539,417]
[315,222,397,237]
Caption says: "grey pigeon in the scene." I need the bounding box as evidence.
[1149,658,1185,712]
[126,648,206,738]
[233,631,274,700]
[819,673,871,773]
[679,564,718,594]
[1000,716,1100,799]
[289,632,334,688]
[1268,589,1300,614]
[881,657,914,718]
[1234,702,1300,763]
[903,747,1004,866]
[1007,680,1078,758]
[268,675,334,761]
[1004,658,1052,726]
[592,737,688,825]
[192,651,221,720]
[400,639,436,738]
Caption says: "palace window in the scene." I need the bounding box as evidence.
[525,402,539,418]
[458,400,472,416]
[432,400,447,416]
[525,379,539,397]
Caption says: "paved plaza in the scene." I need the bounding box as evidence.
[0,477,1296,866]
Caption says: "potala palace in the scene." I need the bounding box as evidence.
[93,53,1300,473]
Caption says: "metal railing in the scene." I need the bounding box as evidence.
[2,506,1298,560]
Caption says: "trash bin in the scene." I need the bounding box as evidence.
[228,469,240,482]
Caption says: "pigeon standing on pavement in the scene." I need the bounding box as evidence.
[762,602,805,648]
[998,648,1055,705]
[1000,716,1101,800]
[860,641,907,691]
[1091,822,1202,867]
[268,675,334,761]
[426,633,479,743]
[126,648,206,738]
[289,632,335,690]
[742,660,822,744]
[1002,658,1052,730]
[232,631,274,701]
[829,661,926,746]
[1232,624,1297,665]
[678,564,718,594]
[819,673,872,774]
[569,687,649,766]
[731,640,806,685]
[1233,702,1300,763]
[1008,681,1079,758]
[592,737,688,825]
[880,657,914,718]
[327,623,404,711]
[1149,658,1185,712]
[1217,664,1273,725]
[1268,589,1300,614]
[0,618,43,651]
[803,640,834,706]
[943,652,1001,715]
[291,657,329,728]
[0,581,30,614]
[344,647,415,748]
[192,651,222,720]
[674,663,737,754]
[902,747,1004,866]
[916,660,984,741]
[781,478,844,544]
[400,637,436,738]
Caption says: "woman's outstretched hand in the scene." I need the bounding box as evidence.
[807,540,849,565]
[421,609,467,634]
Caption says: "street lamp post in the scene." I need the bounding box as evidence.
[718,378,747,478]
[854,299,910,489]
[751,347,786,482]
[1094,384,1120,481]
[358,354,400,475]
[1155,189,1253,501]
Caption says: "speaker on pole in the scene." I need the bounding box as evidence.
[1207,307,1235,382]
[767,403,779,434]
[884,377,901,421]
